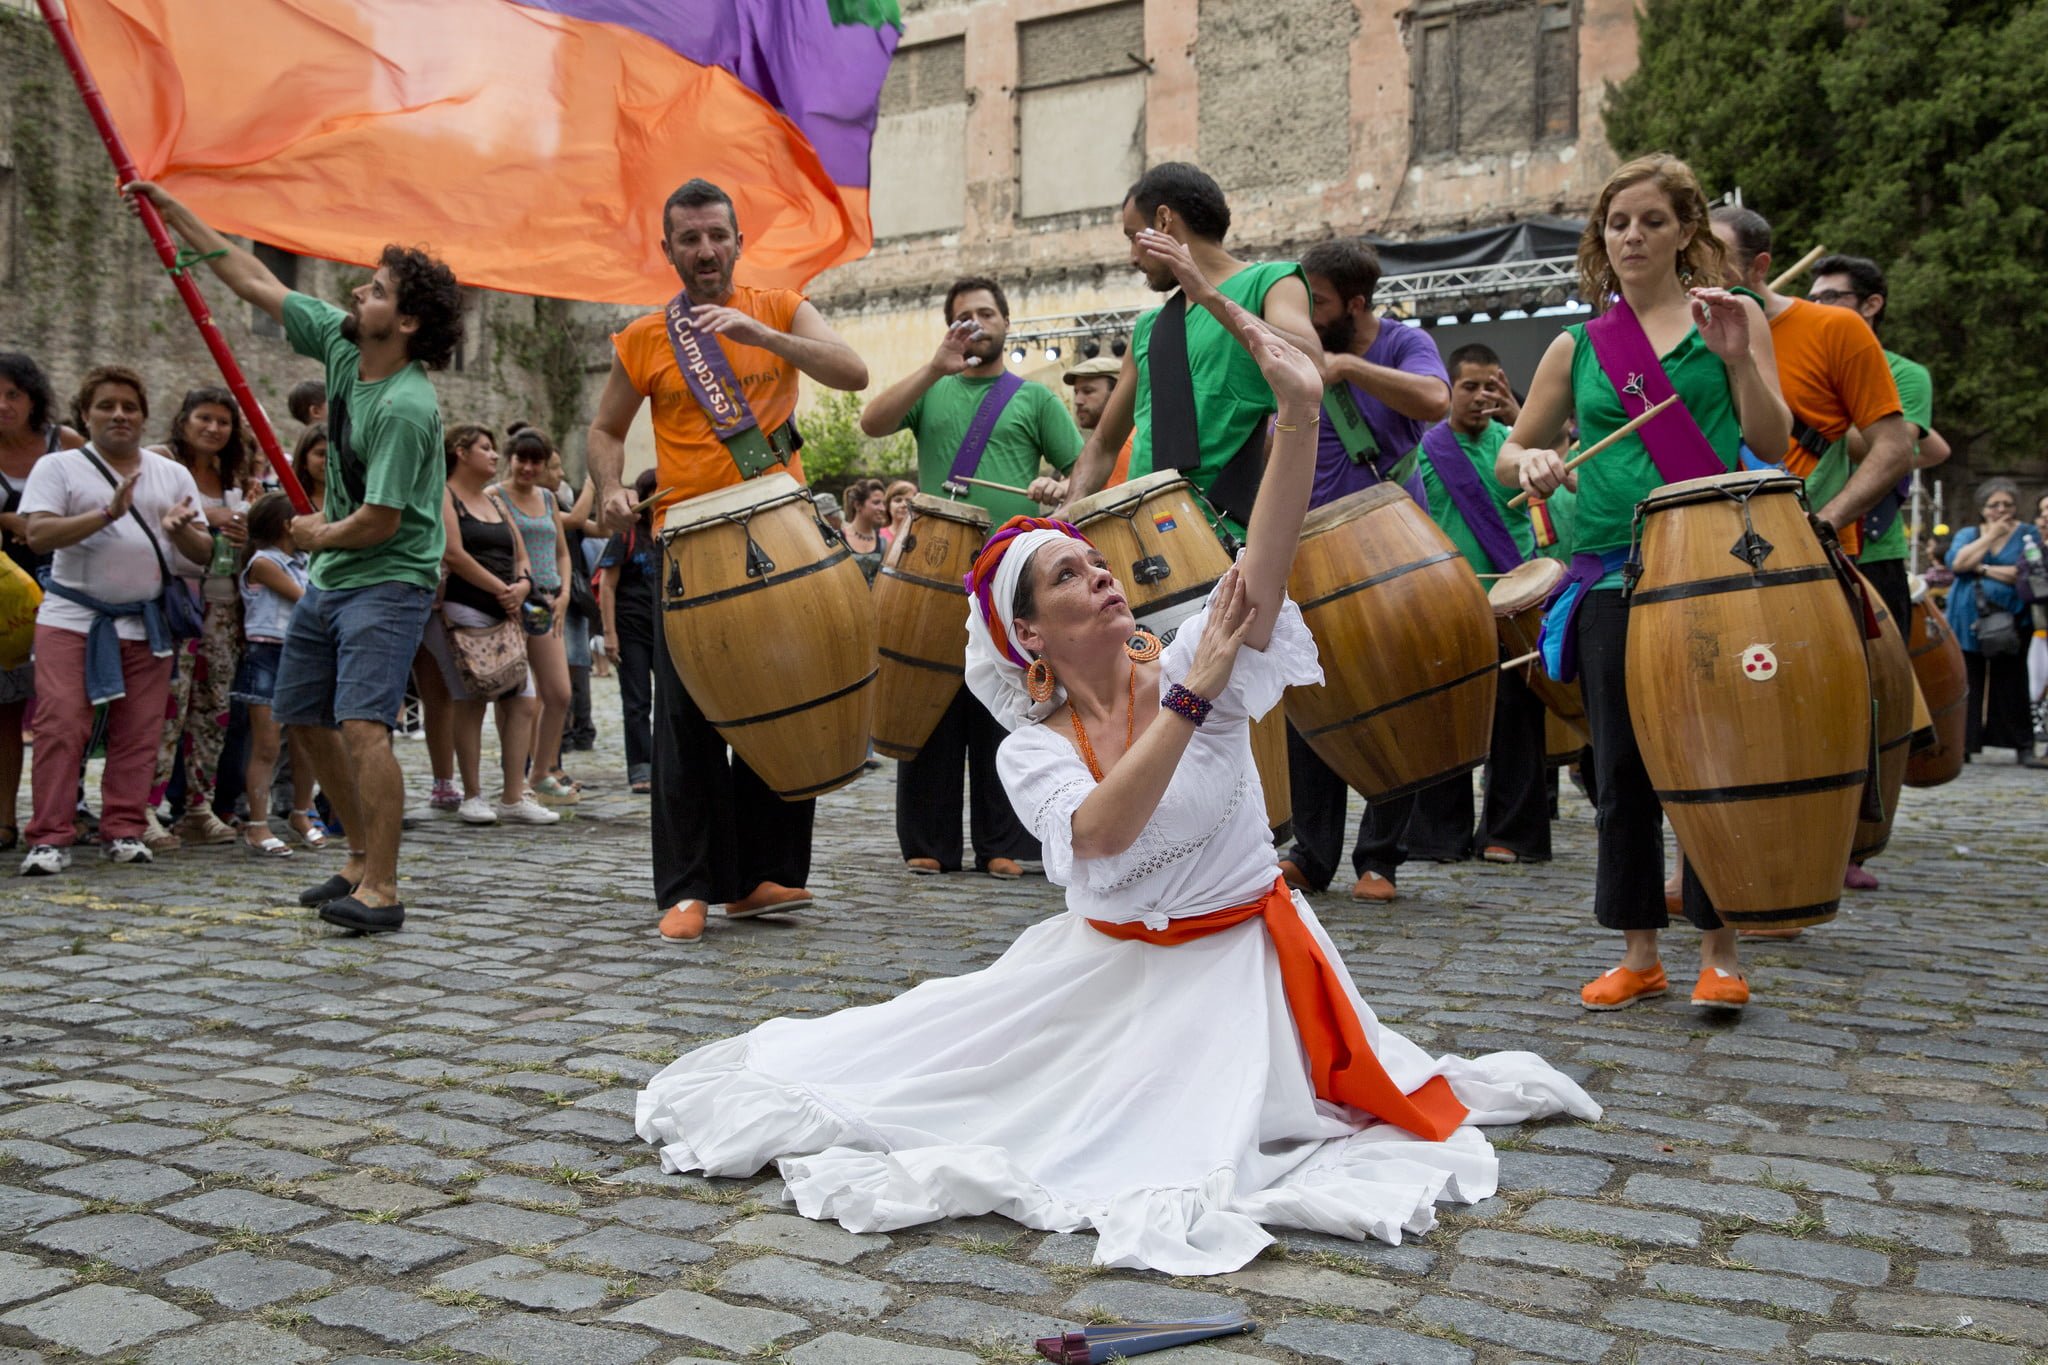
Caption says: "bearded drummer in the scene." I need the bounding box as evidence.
[1497,154,1791,1014]
[587,179,868,945]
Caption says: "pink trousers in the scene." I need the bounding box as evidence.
[27,624,174,846]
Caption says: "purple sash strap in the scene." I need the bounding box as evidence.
[663,291,760,442]
[946,371,1025,485]
[1421,423,1523,573]
[1540,549,1628,684]
[1582,300,1725,484]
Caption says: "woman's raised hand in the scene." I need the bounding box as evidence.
[1180,567,1257,704]
[1230,305,1322,410]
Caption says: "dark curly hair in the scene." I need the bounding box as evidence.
[168,386,249,491]
[444,423,496,477]
[1125,162,1231,243]
[0,352,58,436]
[381,245,465,371]
[942,276,1010,323]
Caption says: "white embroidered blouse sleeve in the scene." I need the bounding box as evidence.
[996,726,1095,887]
[1160,571,1324,722]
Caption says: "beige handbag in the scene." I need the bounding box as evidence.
[446,611,527,698]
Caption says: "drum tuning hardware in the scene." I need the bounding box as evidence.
[1131,555,1171,585]
[666,556,683,601]
[745,531,777,579]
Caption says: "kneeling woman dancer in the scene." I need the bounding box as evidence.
[636,271,1598,1275]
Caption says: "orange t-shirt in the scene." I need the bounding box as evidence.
[613,284,808,517]
[1769,297,1902,470]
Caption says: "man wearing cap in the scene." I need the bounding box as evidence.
[1064,355,1120,434]
[860,275,1081,880]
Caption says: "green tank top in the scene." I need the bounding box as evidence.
[1564,318,1746,556]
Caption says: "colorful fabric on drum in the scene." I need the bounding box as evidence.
[1581,300,1727,487]
[1088,876,1469,1142]
[1418,421,1526,574]
[963,516,1093,732]
[1539,548,1628,684]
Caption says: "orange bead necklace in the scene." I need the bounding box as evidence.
[1068,661,1137,781]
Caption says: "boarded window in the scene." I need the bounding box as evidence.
[1411,0,1578,159]
[252,243,299,339]
[871,39,968,239]
[1016,3,1146,220]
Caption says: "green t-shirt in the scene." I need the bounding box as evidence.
[1565,318,1743,559]
[282,292,446,592]
[1844,349,1931,565]
[903,372,1082,524]
[1129,260,1307,537]
[1413,422,1532,573]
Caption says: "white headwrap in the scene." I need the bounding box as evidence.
[964,525,1081,732]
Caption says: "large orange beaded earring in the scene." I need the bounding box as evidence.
[1124,629,1162,663]
[1025,657,1056,702]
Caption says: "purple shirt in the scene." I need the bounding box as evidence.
[1312,317,1451,508]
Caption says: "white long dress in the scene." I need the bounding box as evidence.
[636,591,1600,1275]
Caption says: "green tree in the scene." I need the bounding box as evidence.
[1606,0,2048,479]
[795,389,916,496]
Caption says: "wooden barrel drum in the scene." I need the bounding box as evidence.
[1286,483,1498,801]
[1904,584,1968,788]
[1489,557,1590,742]
[1624,472,1870,930]
[661,473,878,801]
[1852,566,1915,862]
[1067,470,1290,835]
[871,495,990,761]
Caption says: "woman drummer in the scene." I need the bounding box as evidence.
[1497,153,1791,1013]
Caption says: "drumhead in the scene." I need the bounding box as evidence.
[1638,469,1801,514]
[1488,558,1564,616]
[663,472,808,535]
[908,492,992,529]
[1301,482,1409,538]
[1064,469,1187,523]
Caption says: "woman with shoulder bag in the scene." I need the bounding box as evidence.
[1946,477,2044,762]
[16,367,216,874]
[415,426,558,825]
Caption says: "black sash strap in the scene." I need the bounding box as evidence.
[1146,291,1268,526]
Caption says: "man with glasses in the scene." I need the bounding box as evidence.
[1806,254,1952,626]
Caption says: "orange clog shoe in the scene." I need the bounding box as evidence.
[724,882,814,919]
[1581,963,1668,1011]
[657,901,707,942]
[1481,845,1518,864]
[1691,967,1750,1010]
[905,858,942,875]
[1350,871,1396,903]
[984,858,1023,880]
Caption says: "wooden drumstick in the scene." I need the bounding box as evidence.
[1768,243,1827,294]
[630,484,677,516]
[1507,394,1682,509]
[1500,649,1542,672]
[951,475,1036,497]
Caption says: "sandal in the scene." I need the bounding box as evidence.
[289,811,328,848]
[243,831,294,858]
[629,779,651,795]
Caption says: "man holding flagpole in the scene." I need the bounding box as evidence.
[588,179,867,946]
[125,181,462,936]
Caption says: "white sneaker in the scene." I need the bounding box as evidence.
[105,839,154,865]
[494,794,561,825]
[457,795,499,824]
[20,844,70,876]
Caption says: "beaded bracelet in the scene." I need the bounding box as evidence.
[1161,683,1214,727]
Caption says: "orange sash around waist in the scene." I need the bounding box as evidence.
[1088,876,1468,1142]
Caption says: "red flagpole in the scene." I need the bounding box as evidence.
[35,0,313,514]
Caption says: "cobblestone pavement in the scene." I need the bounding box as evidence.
[4,676,2046,1364]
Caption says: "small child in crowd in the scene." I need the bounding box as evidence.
[232,492,321,855]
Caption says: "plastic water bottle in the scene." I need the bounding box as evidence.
[204,531,239,603]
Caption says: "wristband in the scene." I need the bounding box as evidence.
[101,504,118,524]
[1161,683,1214,727]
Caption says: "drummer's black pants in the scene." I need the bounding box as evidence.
[1577,590,1720,932]
[650,636,813,908]
[895,688,1040,871]
[1860,558,1911,636]
[1287,665,1552,889]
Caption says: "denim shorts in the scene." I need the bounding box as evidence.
[273,580,434,729]
[230,640,284,707]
